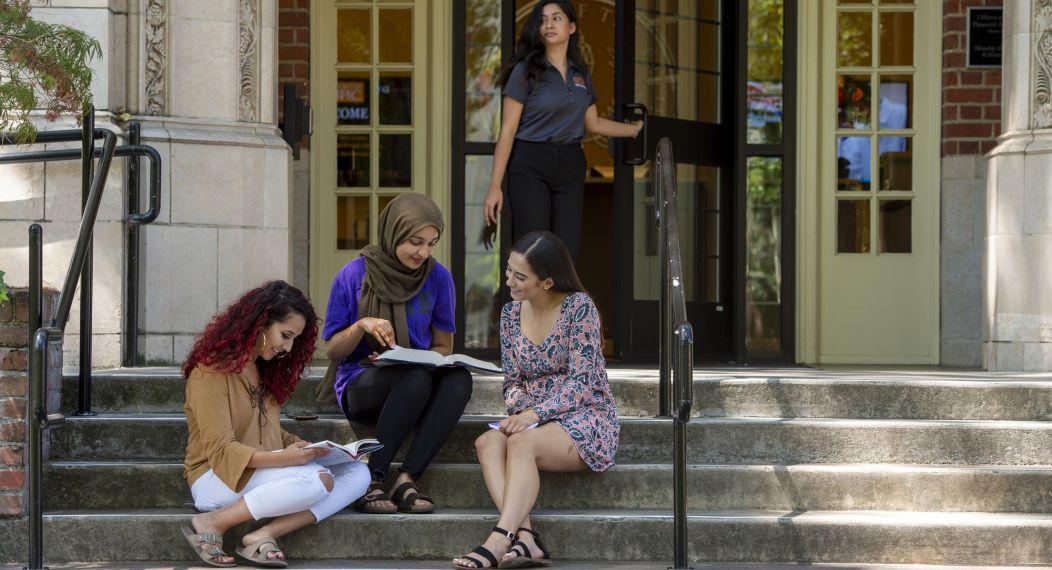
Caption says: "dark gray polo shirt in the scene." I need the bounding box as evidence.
[503,59,597,144]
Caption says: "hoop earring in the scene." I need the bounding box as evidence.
[258,331,267,351]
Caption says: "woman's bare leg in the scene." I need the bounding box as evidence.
[454,424,585,568]
[238,471,335,561]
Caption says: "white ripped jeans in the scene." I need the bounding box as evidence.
[191,461,370,522]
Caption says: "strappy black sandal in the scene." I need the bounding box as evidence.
[351,481,397,514]
[499,527,552,568]
[452,526,516,569]
[391,480,435,513]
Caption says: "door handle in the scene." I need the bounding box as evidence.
[623,103,648,165]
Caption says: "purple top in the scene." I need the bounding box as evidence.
[323,257,456,403]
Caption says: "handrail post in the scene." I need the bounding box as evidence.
[123,122,141,366]
[657,140,672,417]
[77,105,95,416]
[27,225,45,570]
[672,323,694,570]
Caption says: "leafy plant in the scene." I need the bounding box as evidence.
[0,270,8,302]
[0,0,101,143]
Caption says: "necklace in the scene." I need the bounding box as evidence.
[246,381,269,442]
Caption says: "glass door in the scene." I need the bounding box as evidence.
[615,0,736,360]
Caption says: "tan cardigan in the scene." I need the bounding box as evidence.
[183,365,302,492]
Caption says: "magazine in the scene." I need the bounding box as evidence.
[371,345,502,374]
[304,438,383,467]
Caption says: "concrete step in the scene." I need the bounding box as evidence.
[65,368,1052,420]
[49,414,1052,465]
[43,461,1052,513]
[2,509,1052,565]
[4,564,1044,570]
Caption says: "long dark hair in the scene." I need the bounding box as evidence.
[182,280,319,405]
[498,1,589,90]
[511,231,586,294]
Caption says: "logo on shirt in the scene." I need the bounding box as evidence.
[572,74,587,89]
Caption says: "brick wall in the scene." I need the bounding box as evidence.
[279,0,310,150]
[942,0,1003,156]
[0,289,60,516]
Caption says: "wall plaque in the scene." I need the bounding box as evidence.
[967,7,1003,68]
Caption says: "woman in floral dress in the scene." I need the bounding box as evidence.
[453,231,619,569]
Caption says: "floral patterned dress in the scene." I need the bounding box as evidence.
[500,292,620,471]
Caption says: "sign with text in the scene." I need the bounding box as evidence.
[967,7,1002,68]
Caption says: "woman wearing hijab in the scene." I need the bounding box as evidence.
[322,192,472,515]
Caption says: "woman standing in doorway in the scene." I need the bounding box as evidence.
[323,192,473,515]
[482,0,642,262]
[452,231,620,569]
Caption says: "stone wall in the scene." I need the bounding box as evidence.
[940,0,1003,366]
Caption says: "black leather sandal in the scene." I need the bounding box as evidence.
[351,481,397,514]
[498,527,552,568]
[452,526,516,569]
[391,480,435,513]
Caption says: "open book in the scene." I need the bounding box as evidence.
[305,438,383,467]
[371,345,502,374]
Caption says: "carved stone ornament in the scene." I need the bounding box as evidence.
[144,0,167,116]
[1035,0,1052,128]
[238,0,260,122]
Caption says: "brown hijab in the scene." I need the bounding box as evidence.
[358,192,445,350]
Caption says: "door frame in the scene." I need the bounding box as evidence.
[309,0,453,334]
[799,0,941,364]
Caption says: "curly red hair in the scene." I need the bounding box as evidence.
[182,281,318,405]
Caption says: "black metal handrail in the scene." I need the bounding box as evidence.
[1,106,162,569]
[654,137,695,570]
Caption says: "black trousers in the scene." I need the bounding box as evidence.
[341,364,473,482]
[507,139,587,261]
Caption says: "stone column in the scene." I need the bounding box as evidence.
[128,0,290,363]
[984,0,1052,370]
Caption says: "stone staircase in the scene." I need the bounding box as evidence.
[2,367,1052,565]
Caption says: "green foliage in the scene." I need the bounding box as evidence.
[0,0,101,144]
[0,270,8,303]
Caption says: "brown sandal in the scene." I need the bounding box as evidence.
[352,481,397,514]
[180,526,235,568]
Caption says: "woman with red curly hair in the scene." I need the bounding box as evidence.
[180,280,369,568]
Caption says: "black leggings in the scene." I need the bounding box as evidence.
[507,139,587,261]
[341,364,473,482]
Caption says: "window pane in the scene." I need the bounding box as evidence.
[837,136,871,190]
[747,0,784,144]
[336,196,370,250]
[379,194,396,214]
[837,74,871,129]
[879,136,912,191]
[379,72,412,125]
[837,199,871,253]
[837,11,872,67]
[879,199,911,253]
[632,162,712,303]
[337,9,371,64]
[465,0,502,143]
[464,155,500,349]
[879,74,912,129]
[636,0,720,123]
[378,9,412,63]
[879,12,913,66]
[378,133,411,187]
[337,72,370,125]
[337,134,370,187]
[746,156,782,352]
